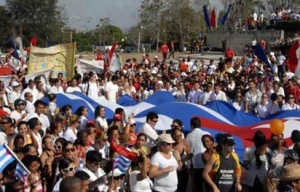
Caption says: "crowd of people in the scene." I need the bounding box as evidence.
[0,34,299,192]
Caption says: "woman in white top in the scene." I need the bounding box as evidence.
[76,106,88,131]
[174,82,187,102]
[149,134,182,192]
[243,130,269,192]
[232,92,244,111]
[83,72,99,101]
[130,153,152,192]
[64,115,79,143]
[257,93,269,118]
[53,158,77,192]
[95,105,108,133]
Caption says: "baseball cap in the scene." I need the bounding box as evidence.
[113,114,122,121]
[11,81,20,87]
[223,135,236,146]
[86,120,96,127]
[14,99,26,107]
[158,134,175,144]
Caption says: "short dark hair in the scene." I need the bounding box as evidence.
[74,171,90,181]
[48,94,56,102]
[34,100,45,108]
[190,117,201,128]
[59,158,74,172]
[146,112,158,122]
[86,150,102,163]
[115,107,124,114]
[60,177,82,192]
[27,117,40,129]
[22,155,41,168]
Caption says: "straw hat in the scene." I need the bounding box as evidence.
[280,164,300,181]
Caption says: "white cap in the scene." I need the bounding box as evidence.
[274,77,280,82]
[158,134,175,144]
[157,80,163,85]
[107,168,125,177]
[181,72,188,77]
[122,69,127,74]
[154,55,158,59]
[11,81,20,87]
[151,69,158,74]
[130,119,136,125]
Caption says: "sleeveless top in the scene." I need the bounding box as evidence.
[214,154,237,192]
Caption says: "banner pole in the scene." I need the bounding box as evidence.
[4,144,31,175]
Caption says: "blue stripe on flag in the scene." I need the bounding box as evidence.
[0,145,15,173]
[114,155,131,173]
[15,163,29,180]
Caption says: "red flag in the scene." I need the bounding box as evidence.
[109,138,138,162]
[108,41,118,65]
[211,8,216,28]
[287,40,300,73]
[30,36,38,46]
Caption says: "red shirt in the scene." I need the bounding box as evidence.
[225,49,234,59]
[161,44,168,53]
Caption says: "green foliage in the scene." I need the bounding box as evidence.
[0,6,13,45]
[6,0,66,47]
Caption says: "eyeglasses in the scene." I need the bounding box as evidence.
[64,166,77,172]
[54,145,62,149]
[113,176,124,180]
[91,162,101,167]
[163,142,172,146]
[64,148,75,152]
[18,103,25,106]
[151,119,158,123]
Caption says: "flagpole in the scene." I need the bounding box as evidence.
[4,144,31,175]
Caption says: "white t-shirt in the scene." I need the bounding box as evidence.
[104,81,119,103]
[151,151,178,192]
[80,166,107,192]
[32,132,42,156]
[79,116,88,131]
[10,110,28,123]
[21,88,38,103]
[8,91,20,105]
[52,177,62,192]
[64,127,78,143]
[50,86,64,94]
[96,117,108,130]
[84,82,99,101]
[129,170,153,192]
[25,101,35,115]
[66,86,82,93]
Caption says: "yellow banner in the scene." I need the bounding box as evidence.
[28,43,76,80]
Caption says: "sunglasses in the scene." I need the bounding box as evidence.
[163,142,172,146]
[171,125,179,129]
[0,122,9,124]
[151,119,158,123]
[113,175,124,180]
[54,145,62,149]
[64,166,77,172]
[130,124,136,126]
[64,148,75,152]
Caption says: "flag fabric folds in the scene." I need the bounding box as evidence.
[0,145,15,173]
[254,44,274,73]
[287,40,300,75]
[114,155,131,173]
[15,162,30,180]
[211,8,216,27]
[220,4,232,25]
[203,5,211,28]
[9,37,20,60]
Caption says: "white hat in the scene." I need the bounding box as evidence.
[181,72,188,77]
[122,69,127,74]
[157,80,163,85]
[151,69,158,74]
[107,168,125,177]
[158,134,175,144]
[157,74,162,78]
[154,55,158,59]
[11,81,20,87]
[274,77,280,82]
[130,119,136,125]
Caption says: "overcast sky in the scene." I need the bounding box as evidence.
[0,0,223,30]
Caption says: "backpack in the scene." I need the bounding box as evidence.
[209,152,242,179]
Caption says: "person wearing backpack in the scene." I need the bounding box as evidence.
[202,134,242,192]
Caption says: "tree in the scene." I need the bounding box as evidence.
[6,0,66,46]
[0,6,13,45]
[96,18,124,45]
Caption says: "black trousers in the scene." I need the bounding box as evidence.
[249,176,264,192]
[192,168,206,192]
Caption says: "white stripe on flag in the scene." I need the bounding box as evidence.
[15,163,29,181]
[0,145,15,173]
[114,155,131,173]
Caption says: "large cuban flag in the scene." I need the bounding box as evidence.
[43,91,300,160]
